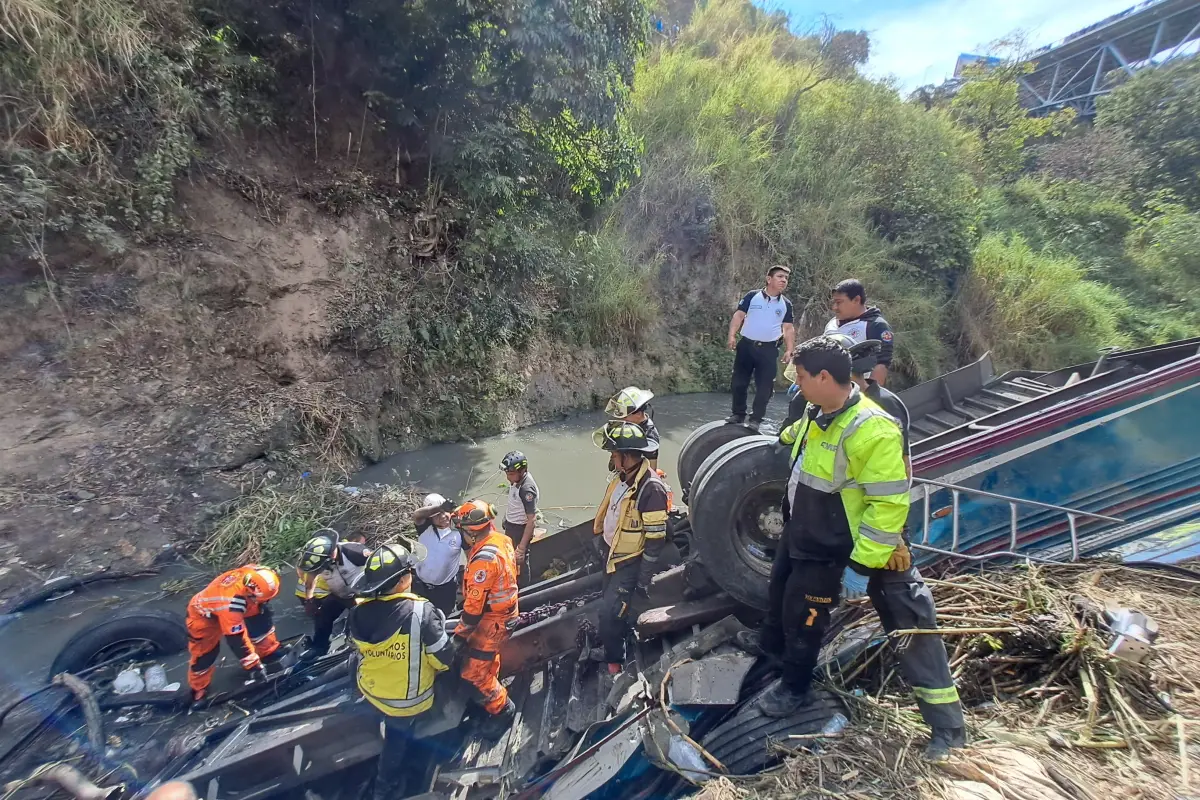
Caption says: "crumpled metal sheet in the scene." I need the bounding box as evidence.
[667,652,756,706]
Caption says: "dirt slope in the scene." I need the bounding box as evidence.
[0,161,688,597]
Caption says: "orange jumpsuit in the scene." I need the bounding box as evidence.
[186,566,281,696]
[453,526,519,714]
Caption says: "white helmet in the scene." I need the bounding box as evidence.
[423,492,447,509]
[605,387,654,418]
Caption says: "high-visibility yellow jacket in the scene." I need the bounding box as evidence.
[348,591,450,717]
[592,460,670,580]
[778,389,910,569]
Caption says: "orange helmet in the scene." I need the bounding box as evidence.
[244,566,280,601]
[453,500,496,533]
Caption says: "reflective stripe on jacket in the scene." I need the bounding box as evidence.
[456,528,519,635]
[592,461,670,574]
[350,592,450,717]
[779,389,909,569]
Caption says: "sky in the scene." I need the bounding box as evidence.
[767,0,1147,91]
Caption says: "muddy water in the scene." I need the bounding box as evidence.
[356,392,787,528]
[0,564,312,706]
[0,392,786,709]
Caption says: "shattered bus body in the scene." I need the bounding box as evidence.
[3,339,1198,800]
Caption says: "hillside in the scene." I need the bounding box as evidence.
[2,0,1199,586]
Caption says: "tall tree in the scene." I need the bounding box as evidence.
[950,62,1074,180]
[1096,57,1200,208]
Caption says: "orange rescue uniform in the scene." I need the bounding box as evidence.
[453,527,519,714]
[186,565,281,696]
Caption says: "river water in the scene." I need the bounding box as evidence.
[0,391,778,707]
[356,392,785,528]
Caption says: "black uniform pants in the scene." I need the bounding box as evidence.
[730,337,778,421]
[373,713,415,800]
[865,565,965,730]
[761,544,845,694]
[413,576,458,615]
[309,595,355,655]
[598,560,641,664]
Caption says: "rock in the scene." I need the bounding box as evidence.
[70,489,96,501]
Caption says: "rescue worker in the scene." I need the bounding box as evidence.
[348,543,455,800]
[500,450,538,578]
[605,387,659,467]
[590,421,670,671]
[412,492,463,614]
[734,337,908,718]
[186,565,283,701]
[450,500,519,739]
[825,278,894,386]
[295,529,370,660]
[830,342,967,762]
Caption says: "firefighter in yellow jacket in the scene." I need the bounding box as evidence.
[349,543,455,800]
[737,336,910,717]
[590,421,670,671]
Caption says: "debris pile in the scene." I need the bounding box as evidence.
[694,562,1200,800]
[198,480,422,566]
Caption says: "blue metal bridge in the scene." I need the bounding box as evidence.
[1019,0,1200,115]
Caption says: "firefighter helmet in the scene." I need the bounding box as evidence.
[298,529,340,573]
[604,387,654,418]
[244,566,281,601]
[453,500,496,533]
[359,543,416,595]
[591,420,659,455]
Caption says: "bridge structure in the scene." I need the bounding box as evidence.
[1018,0,1200,116]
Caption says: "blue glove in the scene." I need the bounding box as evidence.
[842,566,869,599]
[787,384,801,399]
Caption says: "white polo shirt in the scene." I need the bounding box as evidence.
[737,290,794,343]
[414,521,462,587]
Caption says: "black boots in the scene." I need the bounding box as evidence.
[478,698,517,741]
[755,681,810,718]
[924,726,968,762]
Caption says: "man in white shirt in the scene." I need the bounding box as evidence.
[726,265,795,430]
[412,493,462,613]
[824,278,894,386]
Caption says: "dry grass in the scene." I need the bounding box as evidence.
[198,479,423,570]
[691,563,1200,800]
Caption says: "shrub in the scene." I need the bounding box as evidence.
[959,234,1132,369]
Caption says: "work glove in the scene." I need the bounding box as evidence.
[440,498,458,513]
[885,542,912,572]
[842,567,869,600]
[787,384,801,399]
[240,652,262,672]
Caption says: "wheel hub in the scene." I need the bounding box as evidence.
[757,508,784,537]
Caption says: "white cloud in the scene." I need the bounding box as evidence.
[860,0,1142,91]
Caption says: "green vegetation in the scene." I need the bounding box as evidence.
[199,479,421,567]
[7,0,1200,455]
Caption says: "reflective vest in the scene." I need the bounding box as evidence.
[351,592,449,717]
[779,389,910,569]
[592,461,670,573]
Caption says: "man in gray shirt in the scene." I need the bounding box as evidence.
[500,450,538,582]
